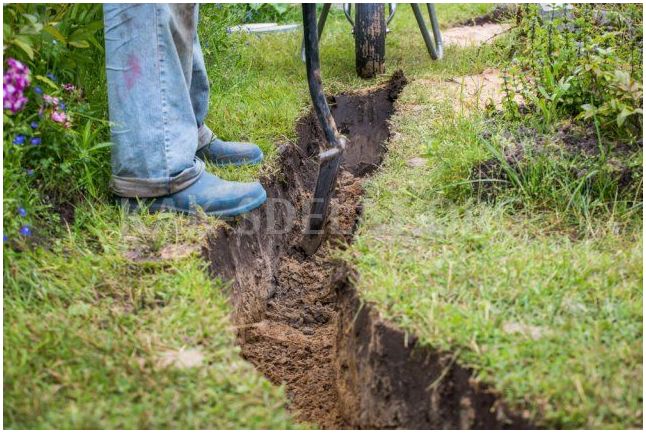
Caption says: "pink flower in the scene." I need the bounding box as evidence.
[50,110,67,124]
[3,57,30,114]
[62,83,76,92]
[43,94,60,106]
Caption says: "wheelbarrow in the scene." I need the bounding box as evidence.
[301,3,443,78]
[300,4,443,255]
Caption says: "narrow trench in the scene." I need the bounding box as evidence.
[204,72,534,429]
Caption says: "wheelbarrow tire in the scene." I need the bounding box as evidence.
[355,3,386,79]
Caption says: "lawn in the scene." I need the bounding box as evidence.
[3,3,642,429]
[348,79,642,428]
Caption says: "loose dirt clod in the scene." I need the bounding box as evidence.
[204,72,534,429]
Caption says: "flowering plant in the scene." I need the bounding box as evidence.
[3,58,30,113]
[3,4,110,247]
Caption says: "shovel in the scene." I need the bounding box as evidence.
[301,4,347,256]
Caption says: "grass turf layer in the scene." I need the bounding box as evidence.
[347,78,643,428]
[4,205,302,429]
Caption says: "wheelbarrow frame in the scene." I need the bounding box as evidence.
[301,4,444,63]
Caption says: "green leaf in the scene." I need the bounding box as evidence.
[21,13,38,24]
[19,22,43,35]
[68,21,103,43]
[82,20,104,34]
[35,75,58,90]
[12,36,34,60]
[43,25,67,44]
[69,40,90,49]
[616,108,632,127]
[272,3,288,14]
[88,142,113,152]
[537,86,551,100]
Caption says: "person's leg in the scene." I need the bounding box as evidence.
[104,3,202,197]
[188,7,210,140]
[104,4,266,216]
[188,5,263,166]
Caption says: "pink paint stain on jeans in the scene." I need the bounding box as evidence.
[125,54,142,90]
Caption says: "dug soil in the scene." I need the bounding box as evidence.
[204,72,534,429]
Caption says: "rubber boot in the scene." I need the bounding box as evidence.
[122,172,266,217]
[197,137,264,166]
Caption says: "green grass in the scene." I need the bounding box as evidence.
[199,2,499,178]
[4,4,493,428]
[3,204,302,429]
[346,78,643,428]
[8,3,638,430]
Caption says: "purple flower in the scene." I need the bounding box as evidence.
[46,72,57,82]
[3,58,30,114]
[62,83,75,92]
[30,137,41,145]
[19,225,31,236]
[58,101,66,111]
[18,207,27,217]
[34,86,43,94]
[30,121,38,129]
[8,58,27,73]
[25,168,34,176]
[13,134,25,145]
[3,234,8,243]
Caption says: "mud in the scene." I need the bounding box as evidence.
[204,72,534,429]
[300,70,408,177]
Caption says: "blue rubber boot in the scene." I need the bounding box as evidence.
[122,172,267,217]
[197,137,264,166]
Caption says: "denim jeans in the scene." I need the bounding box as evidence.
[104,3,215,198]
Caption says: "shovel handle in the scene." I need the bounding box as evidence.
[302,4,345,151]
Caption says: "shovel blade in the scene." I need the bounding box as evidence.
[302,147,343,256]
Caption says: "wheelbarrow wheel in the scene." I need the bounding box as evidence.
[355,3,386,79]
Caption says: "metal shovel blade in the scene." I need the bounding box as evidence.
[302,147,343,256]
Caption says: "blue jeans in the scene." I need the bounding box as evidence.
[104,4,214,198]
